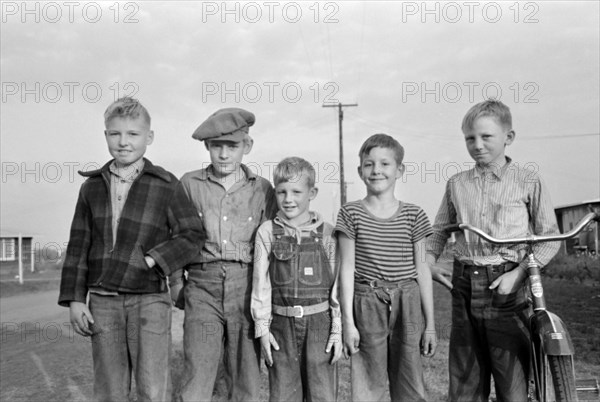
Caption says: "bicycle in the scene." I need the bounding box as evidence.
[447,211,600,402]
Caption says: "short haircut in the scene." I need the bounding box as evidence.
[461,99,512,133]
[358,133,405,165]
[274,157,316,188]
[104,97,151,127]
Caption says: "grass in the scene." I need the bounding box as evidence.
[0,262,62,298]
[544,254,600,284]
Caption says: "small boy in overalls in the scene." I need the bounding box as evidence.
[251,157,342,401]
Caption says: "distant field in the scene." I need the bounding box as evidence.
[0,264,61,298]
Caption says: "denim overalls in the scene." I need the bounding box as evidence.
[267,223,338,402]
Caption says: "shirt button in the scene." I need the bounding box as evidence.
[223,240,227,244]
[223,216,228,221]
[473,270,479,275]
[118,196,122,201]
[120,179,126,183]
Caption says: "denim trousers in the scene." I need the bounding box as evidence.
[179,262,261,402]
[449,261,531,402]
[351,279,426,402]
[268,310,338,402]
[89,292,172,402]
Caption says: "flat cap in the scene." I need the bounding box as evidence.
[192,108,255,141]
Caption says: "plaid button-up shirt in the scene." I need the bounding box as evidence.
[58,158,205,306]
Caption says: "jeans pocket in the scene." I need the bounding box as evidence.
[491,288,525,311]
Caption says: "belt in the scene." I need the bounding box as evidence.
[272,301,329,318]
[455,260,518,277]
[356,278,412,289]
[198,261,249,269]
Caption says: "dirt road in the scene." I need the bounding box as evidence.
[0,290,184,401]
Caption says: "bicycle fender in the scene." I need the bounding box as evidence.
[530,310,574,356]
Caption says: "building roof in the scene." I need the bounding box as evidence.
[554,198,600,210]
[0,232,34,238]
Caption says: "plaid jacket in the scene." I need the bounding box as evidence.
[58,158,204,306]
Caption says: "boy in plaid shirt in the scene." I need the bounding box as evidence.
[58,97,204,402]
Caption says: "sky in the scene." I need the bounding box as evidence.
[1,0,599,251]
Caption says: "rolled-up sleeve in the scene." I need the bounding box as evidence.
[251,222,274,338]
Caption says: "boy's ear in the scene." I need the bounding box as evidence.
[146,130,155,145]
[309,186,319,200]
[243,136,254,155]
[505,130,516,145]
[357,166,362,177]
[396,163,405,179]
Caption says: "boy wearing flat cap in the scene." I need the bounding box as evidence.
[172,108,277,401]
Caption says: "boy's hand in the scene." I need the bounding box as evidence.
[170,282,185,309]
[342,323,360,359]
[260,332,279,367]
[69,301,94,337]
[421,328,437,357]
[144,256,156,269]
[430,264,453,291]
[489,267,526,295]
[325,317,343,364]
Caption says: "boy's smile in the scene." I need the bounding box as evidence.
[464,116,514,168]
[275,174,317,226]
[105,116,153,168]
[358,147,403,195]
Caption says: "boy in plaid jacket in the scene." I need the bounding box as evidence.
[58,97,204,402]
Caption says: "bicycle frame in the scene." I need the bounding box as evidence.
[447,211,599,402]
[525,252,576,402]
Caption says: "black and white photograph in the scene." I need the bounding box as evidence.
[1,1,599,401]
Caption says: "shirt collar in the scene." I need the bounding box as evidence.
[472,156,512,180]
[274,211,322,232]
[109,159,145,182]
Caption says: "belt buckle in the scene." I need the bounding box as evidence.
[292,305,304,318]
[368,279,377,288]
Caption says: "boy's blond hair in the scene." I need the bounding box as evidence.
[104,97,151,126]
[461,99,512,134]
[274,157,316,188]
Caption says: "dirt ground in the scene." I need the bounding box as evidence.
[1,277,598,401]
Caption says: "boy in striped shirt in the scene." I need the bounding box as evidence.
[426,99,560,401]
[336,133,436,402]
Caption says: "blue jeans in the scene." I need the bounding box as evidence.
[351,279,426,402]
[89,292,172,402]
[268,310,338,402]
[449,261,531,402]
[179,262,261,402]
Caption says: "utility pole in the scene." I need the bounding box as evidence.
[323,102,357,206]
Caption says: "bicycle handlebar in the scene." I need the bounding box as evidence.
[445,212,599,246]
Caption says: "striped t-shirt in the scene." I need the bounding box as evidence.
[335,200,433,282]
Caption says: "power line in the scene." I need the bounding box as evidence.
[323,102,358,206]
[519,133,600,140]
